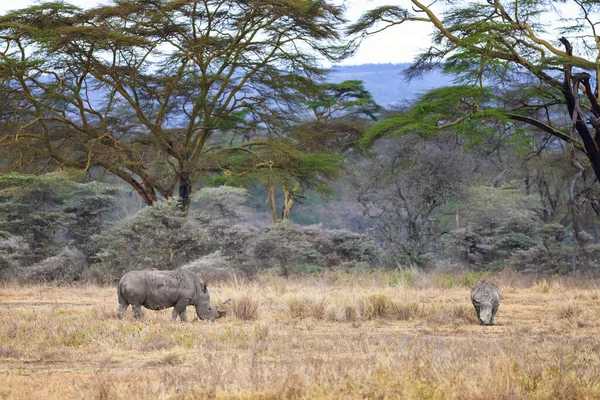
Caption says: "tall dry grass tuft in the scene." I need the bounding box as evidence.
[557,298,580,320]
[230,294,260,320]
[389,300,426,321]
[424,302,477,325]
[285,295,326,320]
[359,292,392,319]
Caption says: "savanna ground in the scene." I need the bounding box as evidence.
[1,270,600,399]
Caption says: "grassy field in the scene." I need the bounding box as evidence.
[2,270,600,399]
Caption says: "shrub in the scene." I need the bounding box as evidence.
[508,245,571,274]
[443,227,491,269]
[91,198,213,279]
[0,172,120,265]
[327,229,381,266]
[0,233,30,281]
[248,221,325,276]
[180,251,246,283]
[193,186,251,220]
[298,264,324,274]
[19,247,87,283]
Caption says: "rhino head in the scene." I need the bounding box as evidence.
[194,284,230,322]
[194,280,217,322]
[478,303,494,325]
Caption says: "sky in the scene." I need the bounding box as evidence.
[0,0,435,65]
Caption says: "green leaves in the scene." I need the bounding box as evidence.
[346,6,411,35]
[361,85,494,144]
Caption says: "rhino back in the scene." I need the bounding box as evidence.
[120,270,197,310]
[470,281,500,305]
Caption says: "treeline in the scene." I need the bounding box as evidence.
[2,0,600,281]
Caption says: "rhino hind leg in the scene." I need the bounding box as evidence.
[118,303,129,320]
[132,305,144,321]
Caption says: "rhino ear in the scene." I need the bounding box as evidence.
[202,283,207,293]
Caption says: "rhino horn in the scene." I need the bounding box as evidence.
[217,309,228,319]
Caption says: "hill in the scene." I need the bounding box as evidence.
[329,63,453,107]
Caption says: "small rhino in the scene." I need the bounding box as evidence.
[117,269,225,322]
[470,281,500,325]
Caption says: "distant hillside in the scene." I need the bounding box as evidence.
[329,63,453,107]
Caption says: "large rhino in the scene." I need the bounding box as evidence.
[470,281,500,325]
[117,269,223,322]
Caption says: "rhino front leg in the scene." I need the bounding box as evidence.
[474,305,481,324]
[491,304,499,325]
[172,299,189,322]
[178,309,188,322]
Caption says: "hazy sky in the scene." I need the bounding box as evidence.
[0,0,434,65]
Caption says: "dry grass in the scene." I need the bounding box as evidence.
[2,271,600,399]
[229,293,261,321]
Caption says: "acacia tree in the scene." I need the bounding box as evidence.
[350,1,600,185]
[259,80,379,223]
[0,0,346,209]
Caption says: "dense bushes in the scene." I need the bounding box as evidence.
[0,183,383,283]
[4,173,599,283]
[90,198,214,279]
[0,172,120,264]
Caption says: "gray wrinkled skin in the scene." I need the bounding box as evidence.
[470,281,500,325]
[117,269,220,322]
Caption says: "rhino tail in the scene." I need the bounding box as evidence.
[117,279,127,306]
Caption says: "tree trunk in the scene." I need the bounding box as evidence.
[267,181,279,224]
[281,181,299,221]
[178,171,192,212]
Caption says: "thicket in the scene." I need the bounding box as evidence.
[0,177,381,283]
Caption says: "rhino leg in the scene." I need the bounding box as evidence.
[178,309,188,322]
[491,304,499,325]
[132,305,144,321]
[118,303,129,320]
[473,304,481,323]
[172,299,189,322]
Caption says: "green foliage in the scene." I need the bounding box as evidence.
[91,198,212,279]
[0,172,119,264]
[388,269,415,286]
[298,264,325,274]
[490,232,539,252]
[0,0,348,207]
[361,86,495,144]
[306,80,380,121]
[327,229,381,266]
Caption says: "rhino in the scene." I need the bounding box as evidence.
[117,269,224,322]
[470,281,500,325]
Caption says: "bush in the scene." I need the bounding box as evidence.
[180,251,247,283]
[0,233,29,280]
[443,227,491,269]
[0,172,120,265]
[19,247,87,283]
[248,221,325,276]
[193,186,251,220]
[327,229,381,266]
[91,198,213,280]
[508,245,571,274]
